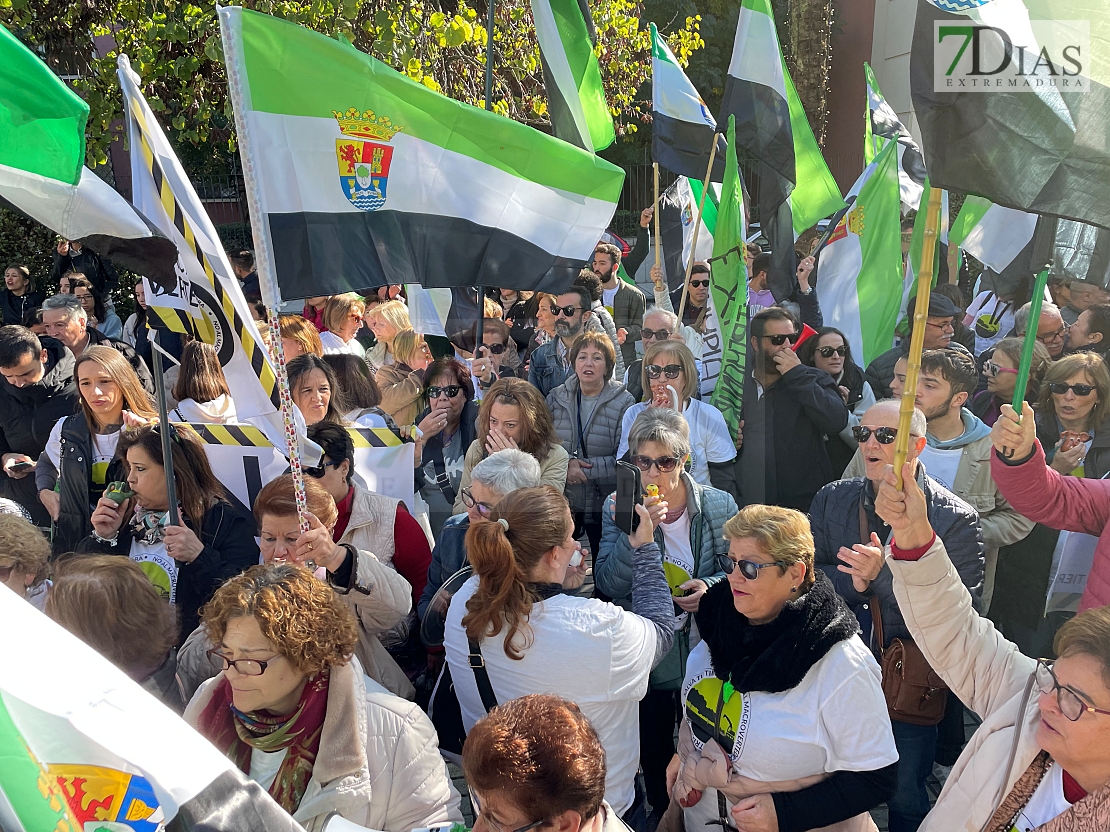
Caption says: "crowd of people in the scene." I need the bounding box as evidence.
[3,227,1110,832]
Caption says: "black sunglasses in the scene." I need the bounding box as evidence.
[817,346,848,358]
[1049,382,1096,397]
[550,304,583,317]
[646,363,683,379]
[641,328,674,341]
[482,343,507,355]
[304,458,345,478]
[717,555,787,580]
[427,384,462,399]
[763,332,801,346]
[689,279,710,289]
[852,425,899,445]
[631,454,681,473]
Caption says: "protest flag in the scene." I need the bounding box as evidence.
[405,284,484,351]
[531,0,615,152]
[815,141,904,366]
[949,195,1037,275]
[650,22,726,181]
[0,24,177,283]
[910,0,1110,230]
[216,6,624,301]
[863,62,926,211]
[707,116,748,428]
[0,585,305,832]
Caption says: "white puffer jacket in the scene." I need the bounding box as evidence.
[185,657,462,832]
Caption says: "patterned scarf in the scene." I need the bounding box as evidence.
[984,750,1110,832]
[130,506,176,545]
[197,667,331,814]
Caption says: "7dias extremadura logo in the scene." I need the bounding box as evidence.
[935,19,1090,91]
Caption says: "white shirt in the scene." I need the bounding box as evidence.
[444,576,658,815]
[681,637,898,828]
[249,748,288,791]
[130,537,179,604]
[45,418,120,489]
[320,329,366,358]
[617,399,736,486]
[918,445,963,492]
[1011,763,1072,831]
[965,291,1016,354]
[602,285,619,315]
[660,509,693,630]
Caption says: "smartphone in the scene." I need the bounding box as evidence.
[615,460,643,535]
[8,461,32,473]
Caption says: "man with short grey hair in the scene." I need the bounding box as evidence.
[809,398,984,831]
[417,448,542,621]
[42,294,155,393]
[1013,300,1067,360]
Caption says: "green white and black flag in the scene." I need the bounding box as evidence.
[864,62,926,211]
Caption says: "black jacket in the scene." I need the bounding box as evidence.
[51,414,125,555]
[414,398,479,506]
[77,500,258,643]
[810,471,985,647]
[1035,409,1110,480]
[51,246,119,294]
[0,289,45,326]
[85,327,156,395]
[736,364,848,511]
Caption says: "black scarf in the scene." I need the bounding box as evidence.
[694,570,859,694]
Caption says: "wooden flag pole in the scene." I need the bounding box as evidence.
[678,137,720,322]
[893,186,943,489]
[653,162,662,269]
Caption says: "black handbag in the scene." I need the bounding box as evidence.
[428,638,499,755]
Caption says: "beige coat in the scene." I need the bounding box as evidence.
[453,439,570,514]
[185,657,462,832]
[375,362,424,427]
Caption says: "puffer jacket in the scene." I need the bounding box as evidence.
[547,376,635,521]
[586,301,626,383]
[51,415,125,556]
[185,657,463,832]
[176,547,415,701]
[992,440,1110,612]
[608,280,647,367]
[810,468,984,646]
[887,535,1110,830]
[596,472,736,687]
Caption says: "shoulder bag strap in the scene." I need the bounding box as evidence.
[467,638,499,714]
[861,497,885,655]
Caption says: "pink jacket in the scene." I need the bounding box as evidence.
[990,440,1110,611]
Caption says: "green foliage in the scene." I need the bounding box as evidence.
[2,0,702,170]
[0,211,55,284]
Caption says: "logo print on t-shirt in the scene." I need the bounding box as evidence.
[663,560,693,596]
[685,674,749,761]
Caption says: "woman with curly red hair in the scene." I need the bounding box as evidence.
[186,562,461,831]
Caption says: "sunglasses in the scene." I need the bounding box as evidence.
[304,458,344,478]
[482,343,507,355]
[641,328,674,341]
[716,555,787,580]
[985,361,1019,377]
[762,332,801,346]
[816,346,848,358]
[427,384,462,399]
[852,425,899,445]
[631,454,681,473]
[1049,382,1096,397]
[550,304,583,317]
[646,363,683,379]
[689,279,710,289]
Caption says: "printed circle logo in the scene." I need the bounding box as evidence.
[926,0,990,10]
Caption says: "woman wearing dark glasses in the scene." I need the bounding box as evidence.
[874,439,1110,830]
[597,408,737,820]
[798,327,877,476]
[616,341,736,492]
[671,504,897,832]
[970,337,1050,428]
[1035,353,1110,478]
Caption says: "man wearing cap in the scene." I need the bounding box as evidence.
[865,293,967,398]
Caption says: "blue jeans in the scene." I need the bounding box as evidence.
[888,719,938,832]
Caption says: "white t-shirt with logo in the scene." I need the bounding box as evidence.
[918,445,963,492]
[661,509,694,630]
[45,418,121,493]
[129,537,179,604]
[617,398,736,486]
[602,285,619,316]
[680,636,898,829]
[1010,763,1072,831]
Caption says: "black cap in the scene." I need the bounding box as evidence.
[926,294,960,319]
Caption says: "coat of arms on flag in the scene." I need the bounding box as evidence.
[334,108,401,212]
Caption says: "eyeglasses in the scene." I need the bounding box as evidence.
[762,332,801,346]
[631,454,681,473]
[460,486,495,516]
[550,304,583,317]
[206,649,281,677]
[816,346,848,358]
[925,320,955,332]
[852,425,899,445]
[482,343,507,355]
[641,328,674,341]
[427,384,462,399]
[985,361,1019,377]
[1038,324,1069,343]
[1035,659,1110,722]
[1049,382,1096,397]
[717,555,787,580]
[646,363,683,380]
[304,458,344,478]
[471,790,548,832]
[689,279,710,289]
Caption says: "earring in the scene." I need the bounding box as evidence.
[790,586,798,592]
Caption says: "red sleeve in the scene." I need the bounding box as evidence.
[890,533,936,562]
[392,505,432,605]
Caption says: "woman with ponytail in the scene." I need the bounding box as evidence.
[443,485,675,830]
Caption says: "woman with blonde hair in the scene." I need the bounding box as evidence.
[376,328,433,426]
[365,299,412,372]
[172,341,235,423]
[453,376,569,514]
[38,345,157,553]
[319,293,367,358]
[0,513,50,609]
[280,313,324,359]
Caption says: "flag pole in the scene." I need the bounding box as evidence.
[678,136,720,321]
[475,9,494,362]
[653,162,662,269]
[893,185,942,489]
[150,331,180,527]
